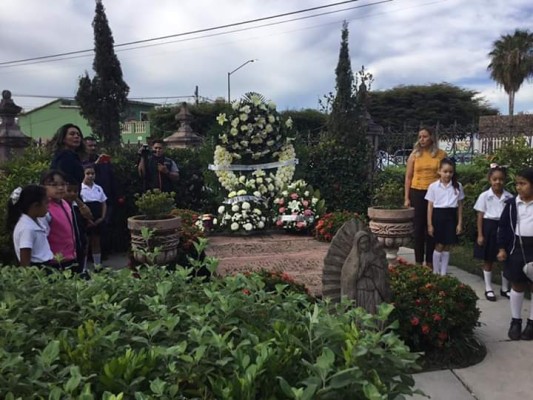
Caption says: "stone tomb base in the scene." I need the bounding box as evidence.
[205,233,330,296]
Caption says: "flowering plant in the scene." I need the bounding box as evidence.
[273,180,325,232]
[214,190,268,233]
[314,211,366,242]
[170,208,205,252]
[389,263,480,353]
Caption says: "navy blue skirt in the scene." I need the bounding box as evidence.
[432,208,458,245]
[474,219,499,262]
[504,236,533,284]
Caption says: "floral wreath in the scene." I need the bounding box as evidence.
[210,93,296,199]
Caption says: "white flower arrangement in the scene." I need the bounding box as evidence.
[273,180,326,232]
[212,93,298,234]
[215,192,268,233]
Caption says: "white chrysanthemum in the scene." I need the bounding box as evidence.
[213,218,218,225]
[253,208,262,215]
[231,117,240,127]
[231,222,239,231]
[244,223,253,231]
[240,113,248,121]
[242,202,251,210]
[239,175,246,183]
[285,117,293,128]
[304,191,310,196]
[258,221,265,229]
[253,191,261,197]
[232,204,240,212]
[265,124,273,133]
[218,206,225,214]
[240,105,251,114]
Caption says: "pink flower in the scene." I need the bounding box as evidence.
[278,198,284,205]
[303,209,313,217]
[276,219,284,226]
[279,207,286,213]
[290,193,298,200]
[421,324,431,335]
[296,221,306,229]
[410,316,420,326]
[302,200,309,207]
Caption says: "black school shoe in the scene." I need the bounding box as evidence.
[508,318,523,340]
[521,319,533,340]
[500,289,511,299]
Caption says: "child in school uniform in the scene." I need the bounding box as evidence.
[497,167,533,340]
[80,164,107,269]
[40,170,78,272]
[426,158,464,276]
[474,164,513,301]
[7,185,53,267]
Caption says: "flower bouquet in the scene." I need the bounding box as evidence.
[214,190,268,234]
[273,180,325,232]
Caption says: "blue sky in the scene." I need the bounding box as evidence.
[0,0,532,115]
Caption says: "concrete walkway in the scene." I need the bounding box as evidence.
[397,248,533,400]
[105,248,533,399]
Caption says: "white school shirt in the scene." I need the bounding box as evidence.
[13,214,54,263]
[473,188,513,220]
[81,182,107,203]
[424,180,465,208]
[516,197,533,237]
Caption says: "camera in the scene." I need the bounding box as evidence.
[139,144,151,157]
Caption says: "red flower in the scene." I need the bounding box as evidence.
[421,324,431,335]
[425,283,434,289]
[242,289,251,295]
[415,299,422,306]
[410,316,420,326]
[433,313,442,322]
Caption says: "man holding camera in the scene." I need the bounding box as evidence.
[138,139,179,193]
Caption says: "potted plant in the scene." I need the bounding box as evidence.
[127,189,181,265]
[367,181,414,265]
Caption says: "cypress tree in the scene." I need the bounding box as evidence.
[76,0,129,146]
[327,21,365,146]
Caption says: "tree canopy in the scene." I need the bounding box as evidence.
[367,83,498,129]
[76,0,129,146]
[487,29,533,116]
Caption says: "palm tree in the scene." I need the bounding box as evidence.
[487,29,533,116]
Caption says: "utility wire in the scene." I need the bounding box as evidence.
[1,0,390,69]
[0,0,371,67]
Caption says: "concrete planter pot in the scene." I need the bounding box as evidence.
[367,207,414,265]
[127,215,181,265]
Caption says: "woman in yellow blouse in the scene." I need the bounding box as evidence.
[404,128,447,266]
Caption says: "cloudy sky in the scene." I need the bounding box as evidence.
[1,0,532,115]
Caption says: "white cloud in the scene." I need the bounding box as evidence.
[0,0,531,114]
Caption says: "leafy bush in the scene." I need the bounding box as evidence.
[305,140,370,213]
[314,211,366,242]
[371,180,405,208]
[389,263,481,365]
[169,208,205,269]
[134,189,176,219]
[0,262,420,399]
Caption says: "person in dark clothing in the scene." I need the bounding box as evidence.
[49,123,93,221]
[137,139,179,193]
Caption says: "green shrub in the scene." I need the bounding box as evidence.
[371,180,405,208]
[0,263,420,399]
[389,263,481,366]
[134,189,176,219]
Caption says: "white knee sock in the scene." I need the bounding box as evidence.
[483,270,493,292]
[432,251,441,274]
[93,253,101,266]
[440,251,450,276]
[510,289,524,319]
[501,273,510,292]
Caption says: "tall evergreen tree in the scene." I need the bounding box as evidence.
[327,21,365,146]
[487,29,533,116]
[76,0,129,146]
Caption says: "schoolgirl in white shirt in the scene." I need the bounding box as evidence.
[473,165,512,301]
[425,158,464,276]
[7,185,53,267]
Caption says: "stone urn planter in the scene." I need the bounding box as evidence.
[127,215,181,265]
[367,207,414,265]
